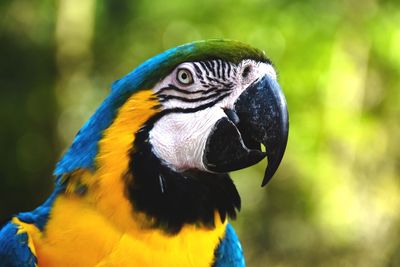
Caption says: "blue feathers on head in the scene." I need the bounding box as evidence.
[54,45,193,175]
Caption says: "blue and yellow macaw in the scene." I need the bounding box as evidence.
[0,40,288,267]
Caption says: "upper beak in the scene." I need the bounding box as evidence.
[235,75,289,186]
[203,75,289,186]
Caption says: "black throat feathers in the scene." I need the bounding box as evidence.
[124,113,241,234]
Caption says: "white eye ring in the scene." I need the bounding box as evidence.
[176,68,194,86]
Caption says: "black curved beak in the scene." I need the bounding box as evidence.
[203,75,289,187]
[235,75,289,186]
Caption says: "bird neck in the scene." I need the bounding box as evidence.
[62,88,240,235]
[65,89,161,232]
[125,110,241,234]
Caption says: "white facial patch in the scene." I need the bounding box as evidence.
[149,108,226,171]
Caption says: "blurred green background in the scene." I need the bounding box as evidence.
[1,0,400,266]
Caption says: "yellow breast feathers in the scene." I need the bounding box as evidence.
[21,90,226,267]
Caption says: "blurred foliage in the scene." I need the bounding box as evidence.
[1,0,400,266]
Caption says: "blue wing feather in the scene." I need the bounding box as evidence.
[213,223,245,267]
[0,185,62,267]
[0,222,37,267]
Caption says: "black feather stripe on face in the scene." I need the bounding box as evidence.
[154,59,236,108]
[125,109,241,234]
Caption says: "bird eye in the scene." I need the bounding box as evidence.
[176,68,194,86]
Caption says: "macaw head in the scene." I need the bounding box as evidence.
[55,40,289,233]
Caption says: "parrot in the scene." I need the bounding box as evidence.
[0,39,288,267]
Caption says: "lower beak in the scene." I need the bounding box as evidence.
[203,75,289,186]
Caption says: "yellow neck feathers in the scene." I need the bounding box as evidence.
[31,89,227,267]
[66,89,159,231]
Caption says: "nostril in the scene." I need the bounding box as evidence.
[242,65,251,78]
[223,109,240,125]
